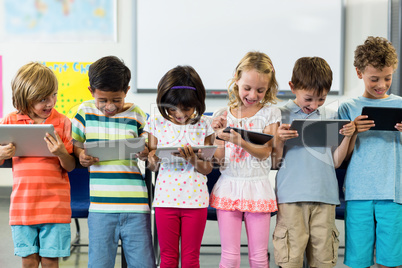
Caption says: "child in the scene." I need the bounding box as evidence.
[71,56,156,268]
[272,57,355,268]
[210,51,280,267]
[146,65,214,268]
[0,62,75,268]
[338,36,402,268]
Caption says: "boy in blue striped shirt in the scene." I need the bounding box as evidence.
[71,56,156,268]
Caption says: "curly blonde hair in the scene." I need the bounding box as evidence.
[228,51,278,109]
[354,36,398,72]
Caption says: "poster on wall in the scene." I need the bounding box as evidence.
[4,0,116,42]
[0,55,2,119]
[43,62,93,119]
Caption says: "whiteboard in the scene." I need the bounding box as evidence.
[136,0,344,95]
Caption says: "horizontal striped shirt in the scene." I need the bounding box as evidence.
[1,110,73,225]
[71,100,150,213]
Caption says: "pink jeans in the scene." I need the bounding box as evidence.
[155,207,207,268]
[217,209,271,268]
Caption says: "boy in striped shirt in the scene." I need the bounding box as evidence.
[71,56,156,268]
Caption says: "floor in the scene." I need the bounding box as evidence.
[0,186,350,268]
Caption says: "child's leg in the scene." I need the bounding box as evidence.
[374,200,402,267]
[88,212,120,268]
[272,203,309,268]
[244,212,271,268]
[344,200,375,267]
[305,203,339,268]
[21,253,40,268]
[180,208,207,268]
[216,209,243,268]
[39,257,59,268]
[155,207,181,268]
[120,213,156,268]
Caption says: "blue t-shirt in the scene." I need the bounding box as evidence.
[338,94,402,203]
[276,100,340,205]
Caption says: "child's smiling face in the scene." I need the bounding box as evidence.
[292,88,328,114]
[30,89,58,123]
[90,87,128,117]
[236,69,270,108]
[357,65,394,99]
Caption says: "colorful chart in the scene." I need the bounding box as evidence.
[43,62,93,118]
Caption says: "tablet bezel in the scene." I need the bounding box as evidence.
[0,124,55,157]
[84,137,146,161]
[287,119,350,147]
[361,106,402,131]
[222,127,273,145]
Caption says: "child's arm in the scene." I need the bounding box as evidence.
[73,141,99,168]
[271,124,298,169]
[332,121,356,168]
[0,143,16,166]
[211,111,228,164]
[147,133,160,172]
[45,131,75,172]
[177,135,214,175]
[343,115,375,161]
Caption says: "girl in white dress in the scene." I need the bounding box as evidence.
[146,65,214,268]
[211,51,281,268]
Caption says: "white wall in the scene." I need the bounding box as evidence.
[0,0,390,186]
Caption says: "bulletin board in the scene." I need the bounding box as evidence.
[136,0,345,95]
[43,62,93,118]
[0,55,3,118]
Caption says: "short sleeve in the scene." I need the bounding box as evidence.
[269,106,281,125]
[71,104,86,143]
[338,103,352,121]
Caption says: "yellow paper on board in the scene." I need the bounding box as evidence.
[43,62,93,119]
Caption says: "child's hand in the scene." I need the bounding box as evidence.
[176,145,199,164]
[135,146,149,161]
[215,128,243,146]
[396,122,402,132]
[339,121,356,137]
[148,150,160,168]
[354,115,375,133]
[78,150,99,167]
[45,131,69,157]
[0,143,16,160]
[211,111,228,131]
[277,124,298,142]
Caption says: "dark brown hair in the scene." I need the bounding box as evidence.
[354,36,398,72]
[291,57,333,96]
[88,56,131,93]
[156,65,206,124]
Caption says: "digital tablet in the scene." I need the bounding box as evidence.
[0,124,55,157]
[155,145,217,163]
[84,137,146,161]
[361,106,402,131]
[286,119,350,147]
[217,127,273,145]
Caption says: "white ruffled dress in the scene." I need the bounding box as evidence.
[210,105,281,213]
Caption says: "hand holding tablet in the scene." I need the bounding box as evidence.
[286,119,350,147]
[361,106,402,131]
[217,127,273,145]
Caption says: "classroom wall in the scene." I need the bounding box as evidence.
[0,0,390,186]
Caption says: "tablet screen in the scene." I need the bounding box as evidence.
[84,137,145,161]
[0,124,55,157]
[287,119,350,147]
[361,106,402,131]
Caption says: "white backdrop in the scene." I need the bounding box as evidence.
[137,0,344,94]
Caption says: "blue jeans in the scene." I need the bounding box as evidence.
[88,212,156,268]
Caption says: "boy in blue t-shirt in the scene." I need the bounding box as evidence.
[272,57,355,268]
[338,36,402,268]
[71,56,156,268]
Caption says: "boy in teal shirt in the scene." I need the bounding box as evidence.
[71,56,156,268]
[338,36,402,268]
